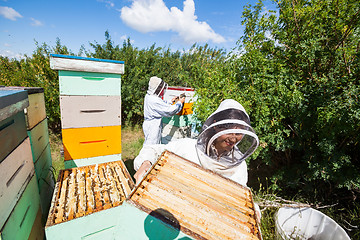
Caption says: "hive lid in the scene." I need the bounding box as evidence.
[50,54,125,74]
[129,150,262,240]
[46,160,134,227]
[0,89,29,121]
[1,86,44,94]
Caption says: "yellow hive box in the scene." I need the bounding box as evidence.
[62,125,121,161]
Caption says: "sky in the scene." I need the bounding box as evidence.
[0,0,275,59]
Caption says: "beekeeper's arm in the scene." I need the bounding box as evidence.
[150,96,185,118]
[133,144,167,184]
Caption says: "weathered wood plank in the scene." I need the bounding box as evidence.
[0,89,28,122]
[0,175,41,240]
[38,171,55,220]
[25,91,47,130]
[76,168,86,218]
[60,95,121,128]
[0,138,35,227]
[34,144,52,187]
[0,111,27,163]
[50,54,124,74]
[28,208,44,240]
[27,118,50,165]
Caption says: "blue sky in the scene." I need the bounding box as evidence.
[0,0,275,59]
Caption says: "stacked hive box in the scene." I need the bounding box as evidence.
[50,54,124,169]
[45,160,135,239]
[0,89,44,240]
[4,86,55,222]
[161,86,199,144]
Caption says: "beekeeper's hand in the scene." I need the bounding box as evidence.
[171,96,179,103]
[134,160,152,185]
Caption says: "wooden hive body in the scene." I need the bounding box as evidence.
[124,150,262,240]
[45,160,134,240]
[50,54,124,168]
[3,86,55,221]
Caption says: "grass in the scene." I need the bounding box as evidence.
[47,126,359,240]
[48,130,64,181]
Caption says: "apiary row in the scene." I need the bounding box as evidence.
[0,87,54,240]
[50,54,124,169]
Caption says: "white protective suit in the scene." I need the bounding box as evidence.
[143,76,183,145]
[134,99,259,186]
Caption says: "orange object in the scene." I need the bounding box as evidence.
[62,125,121,161]
[177,102,193,116]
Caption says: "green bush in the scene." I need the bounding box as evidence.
[188,0,360,196]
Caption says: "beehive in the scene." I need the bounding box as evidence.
[161,86,200,144]
[0,89,44,240]
[50,54,124,168]
[45,160,134,240]
[3,86,55,220]
[123,150,262,240]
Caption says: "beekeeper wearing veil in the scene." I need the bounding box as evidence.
[135,98,259,186]
[142,76,185,145]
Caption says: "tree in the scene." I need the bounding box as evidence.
[233,0,360,196]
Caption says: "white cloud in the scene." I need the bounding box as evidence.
[30,17,43,26]
[0,6,22,21]
[0,49,25,59]
[120,0,226,44]
[120,34,135,44]
[97,0,115,9]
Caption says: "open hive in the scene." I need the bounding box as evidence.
[46,160,134,226]
[129,150,262,240]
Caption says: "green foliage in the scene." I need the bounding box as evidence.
[0,38,72,131]
[183,0,360,198]
[237,0,359,194]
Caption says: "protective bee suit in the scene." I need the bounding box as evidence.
[143,76,183,145]
[134,99,259,186]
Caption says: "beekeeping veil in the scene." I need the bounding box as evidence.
[196,99,259,175]
[147,76,168,97]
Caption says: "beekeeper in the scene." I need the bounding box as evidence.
[142,76,185,145]
[134,99,261,220]
[134,99,259,185]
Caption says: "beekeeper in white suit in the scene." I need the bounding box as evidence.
[134,99,261,220]
[142,76,185,145]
